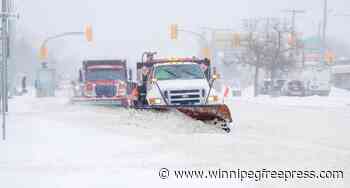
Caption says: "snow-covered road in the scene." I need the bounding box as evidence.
[0,90,349,188]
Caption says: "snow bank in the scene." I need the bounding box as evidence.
[329,87,350,98]
[241,86,255,97]
[233,86,350,109]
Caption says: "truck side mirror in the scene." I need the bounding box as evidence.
[78,69,83,83]
[128,69,133,81]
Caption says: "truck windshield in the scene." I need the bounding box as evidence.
[86,69,126,81]
[154,64,205,80]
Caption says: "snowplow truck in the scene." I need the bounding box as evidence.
[132,57,233,132]
[71,59,133,106]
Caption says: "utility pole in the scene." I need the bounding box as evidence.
[322,0,328,46]
[1,0,8,141]
[1,0,18,140]
[321,0,328,65]
[318,21,322,39]
[282,9,306,66]
[282,9,306,33]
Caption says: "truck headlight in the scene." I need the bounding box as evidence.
[149,98,162,105]
[84,83,95,96]
[208,96,219,102]
[117,82,127,96]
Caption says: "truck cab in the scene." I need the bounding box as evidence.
[136,58,220,106]
[73,59,131,106]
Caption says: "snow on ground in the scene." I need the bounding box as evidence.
[0,88,349,187]
[240,86,350,108]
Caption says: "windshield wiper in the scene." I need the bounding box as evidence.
[182,70,201,79]
[162,69,179,79]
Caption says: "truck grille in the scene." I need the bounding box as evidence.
[167,89,201,105]
[95,85,116,97]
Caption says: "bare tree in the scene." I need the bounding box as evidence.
[237,18,298,96]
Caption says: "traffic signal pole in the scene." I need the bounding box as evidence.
[178,28,211,59]
[170,24,211,58]
[40,25,93,60]
[42,32,85,46]
[40,31,85,59]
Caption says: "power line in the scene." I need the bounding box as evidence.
[282,9,306,32]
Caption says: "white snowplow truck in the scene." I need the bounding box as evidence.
[132,57,233,132]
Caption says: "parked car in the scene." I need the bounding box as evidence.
[282,80,306,96]
[260,79,272,95]
[260,79,286,96]
[306,79,331,96]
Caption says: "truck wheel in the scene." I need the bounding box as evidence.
[212,118,231,133]
[223,126,231,133]
[220,120,231,133]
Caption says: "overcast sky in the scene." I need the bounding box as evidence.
[12,0,350,73]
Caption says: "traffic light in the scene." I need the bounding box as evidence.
[39,45,48,60]
[232,33,240,48]
[324,50,335,64]
[202,47,211,59]
[287,33,296,47]
[84,24,93,42]
[170,24,178,40]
